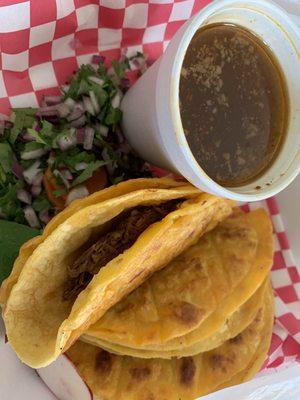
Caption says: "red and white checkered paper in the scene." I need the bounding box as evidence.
[0,0,299,372]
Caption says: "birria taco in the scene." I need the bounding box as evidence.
[0,178,234,368]
[82,209,274,358]
[66,282,274,400]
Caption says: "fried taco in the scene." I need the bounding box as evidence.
[0,178,186,308]
[215,284,274,392]
[67,283,274,400]
[82,209,274,356]
[83,279,268,359]
[0,178,234,368]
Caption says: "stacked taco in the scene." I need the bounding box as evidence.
[0,178,274,399]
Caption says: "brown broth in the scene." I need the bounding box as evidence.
[179,24,289,187]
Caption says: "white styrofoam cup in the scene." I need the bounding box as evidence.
[121,0,300,201]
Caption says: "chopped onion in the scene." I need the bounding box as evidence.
[17,189,32,205]
[5,120,13,129]
[22,132,36,141]
[75,162,88,171]
[61,84,70,93]
[32,172,43,187]
[58,103,71,118]
[64,97,76,109]
[53,169,70,189]
[24,206,40,228]
[82,96,95,115]
[76,128,85,144]
[57,128,77,151]
[90,63,98,72]
[44,95,62,106]
[69,115,86,128]
[21,147,47,160]
[88,76,104,86]
[66,186,89,205]
[92,55,105,64]
[89,90,100,114]
[102,148,115,174]
[32,121,41,132]
[67,104,84,122]
[132,58,141,68]
[97,123,108,138]
[12,160,24,179]
[41,98,47,107]
[23,161,41,185]
[60,169,73,181]
[120,47,128,60]
[39,209,51,224]
[107,66,118,80]
[83,127,94,150]
[111,90,123,109]
[31,185,42,197]
[131,56,147,73]
[116,127,124,144]
[37,105,59,117]
[121,78,131,88]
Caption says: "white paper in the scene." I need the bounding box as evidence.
[201,365,300,399]
[0,318,56,400]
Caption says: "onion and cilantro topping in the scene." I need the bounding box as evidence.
[0,53,151,228]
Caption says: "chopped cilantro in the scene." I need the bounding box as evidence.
[0,142,13,173]
[105,107,122,126]
[0,182,23,221]
[27,129,47,145]
[78,79,90,95]
[55,149,96,172]
[90,83,108,108]
[111,175,124,184]
[72,160,108,186]
[23,141,45,152]
[0,53,152,229]
[32,194,51,212]
[65,64,96,100]
[111,59,130,79]
[10,108,36,144]
[27,120,54,147]
[53,188,67,197]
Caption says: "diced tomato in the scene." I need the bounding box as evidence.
[43,167,66,211]
[43,166,108,210]
[84,167,108,193]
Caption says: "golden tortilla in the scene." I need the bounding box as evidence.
[67,284,274,400]
[1,179,234,368]
[82,279,268,358]
[0,178,188,309]
[83,209,273,351]
[215,283,274,392]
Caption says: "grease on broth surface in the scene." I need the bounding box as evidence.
[180,24,289,187]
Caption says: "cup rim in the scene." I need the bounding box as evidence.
[167,0,300,201]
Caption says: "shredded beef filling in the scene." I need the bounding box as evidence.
[63,200,180,300]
